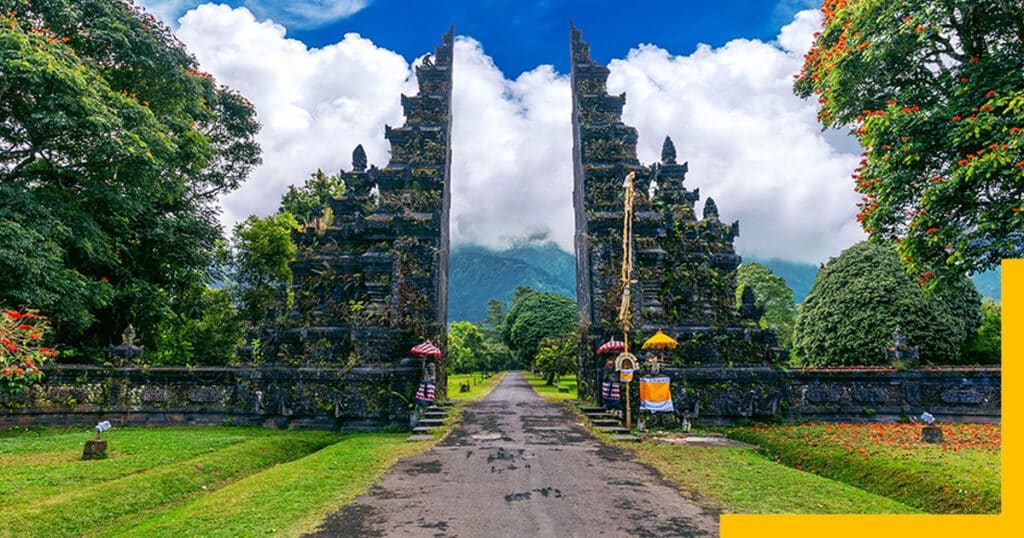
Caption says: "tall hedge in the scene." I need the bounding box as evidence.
[793,241,981,366]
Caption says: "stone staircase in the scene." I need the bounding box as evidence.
[407,403,451,441]
[579,406,639,442]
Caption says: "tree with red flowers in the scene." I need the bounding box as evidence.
[795,0,1024,283]
[0,309,52,396]
[1,1,259,358]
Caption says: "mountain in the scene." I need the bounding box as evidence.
[447,245,1002,323]
[746,258,1002,304]
[745,258,819,304]
[448,242,575,323]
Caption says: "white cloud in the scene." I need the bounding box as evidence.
[174,5,863,264]
[449,38,574,250]
[607,9,865,264]
[175,4,414,227]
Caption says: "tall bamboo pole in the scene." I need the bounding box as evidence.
[619,171,636,429]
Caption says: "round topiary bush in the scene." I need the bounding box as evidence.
[792,241,980,366]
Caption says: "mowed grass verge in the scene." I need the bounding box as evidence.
[447,371,505,401]
[0,428,435,537]
[1,428,338,537]
[724,422,1001,514]
[525,372,578,401]
[631,443,920,514]
[105,433,433,537]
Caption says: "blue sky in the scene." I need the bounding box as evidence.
[140,0,870,265]
[146,0,818,79]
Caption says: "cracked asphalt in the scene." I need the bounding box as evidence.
[306,371,719,537]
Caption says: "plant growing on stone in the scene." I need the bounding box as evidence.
[0,308,53,396]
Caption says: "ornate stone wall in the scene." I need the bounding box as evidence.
[1,365,999,429]
[0,365,420,431]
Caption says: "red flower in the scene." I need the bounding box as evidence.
[18,324,34,331]
[952,116,961,122]
[1010,127,1022,134]
[101,277,109,283]
[1015,161,1024,167]
[980,105,992,111]
[961,77,968,83]
[970,57,980,63]
[27,333,40,340]
[1,369,11,376]
[886,99,897,106]
[796,465,803,471]
[986,90,997,97]
[926,227,938,234]
[5,310,22,320]
[31,368,40,375]
[13,368,24,376]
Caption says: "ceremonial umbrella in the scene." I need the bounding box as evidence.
[596,338,625,354]
[410,340,442,358]
[641,330,677,350]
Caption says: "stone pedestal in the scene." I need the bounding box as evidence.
[921,425,944,443]
[82,438,107,460]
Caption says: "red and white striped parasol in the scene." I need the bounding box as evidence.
[410,340,442,358]
[596,338,625,354]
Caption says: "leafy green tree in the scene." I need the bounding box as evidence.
[500,287,576,369]
[735,263,797,349]
[792,241,981,366]
[149,287,244,366]
[0,1,260,359]
[279,169,345,225]
[230,213,298,327]
[795,0,1024,281]
[534,337,575,386]
[480,299,507,342]
[448,321,488,374]
[961,298,1001,364]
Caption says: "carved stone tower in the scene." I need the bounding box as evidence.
[571,25,777,400]
[266,29,454,429]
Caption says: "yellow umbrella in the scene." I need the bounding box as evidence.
[641,330,677,350]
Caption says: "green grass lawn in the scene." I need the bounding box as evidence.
[525,372,578,401]
[724,422,1001,514]
[633,443,920,514]
[447,371,505,400]
[0,373,503,537]
[0,427,435,537]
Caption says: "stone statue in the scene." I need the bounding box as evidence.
[122,324,136,346]
[885,326,919,364]
[893,327,908,349]
[108,324,144,365]
[422,360,437,384]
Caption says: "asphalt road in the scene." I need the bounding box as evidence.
[307,371,719,537]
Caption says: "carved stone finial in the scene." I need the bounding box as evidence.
[352,144,367,172]
[703,198,719,219]
[661,136,677,164]
[122,324,136,346]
